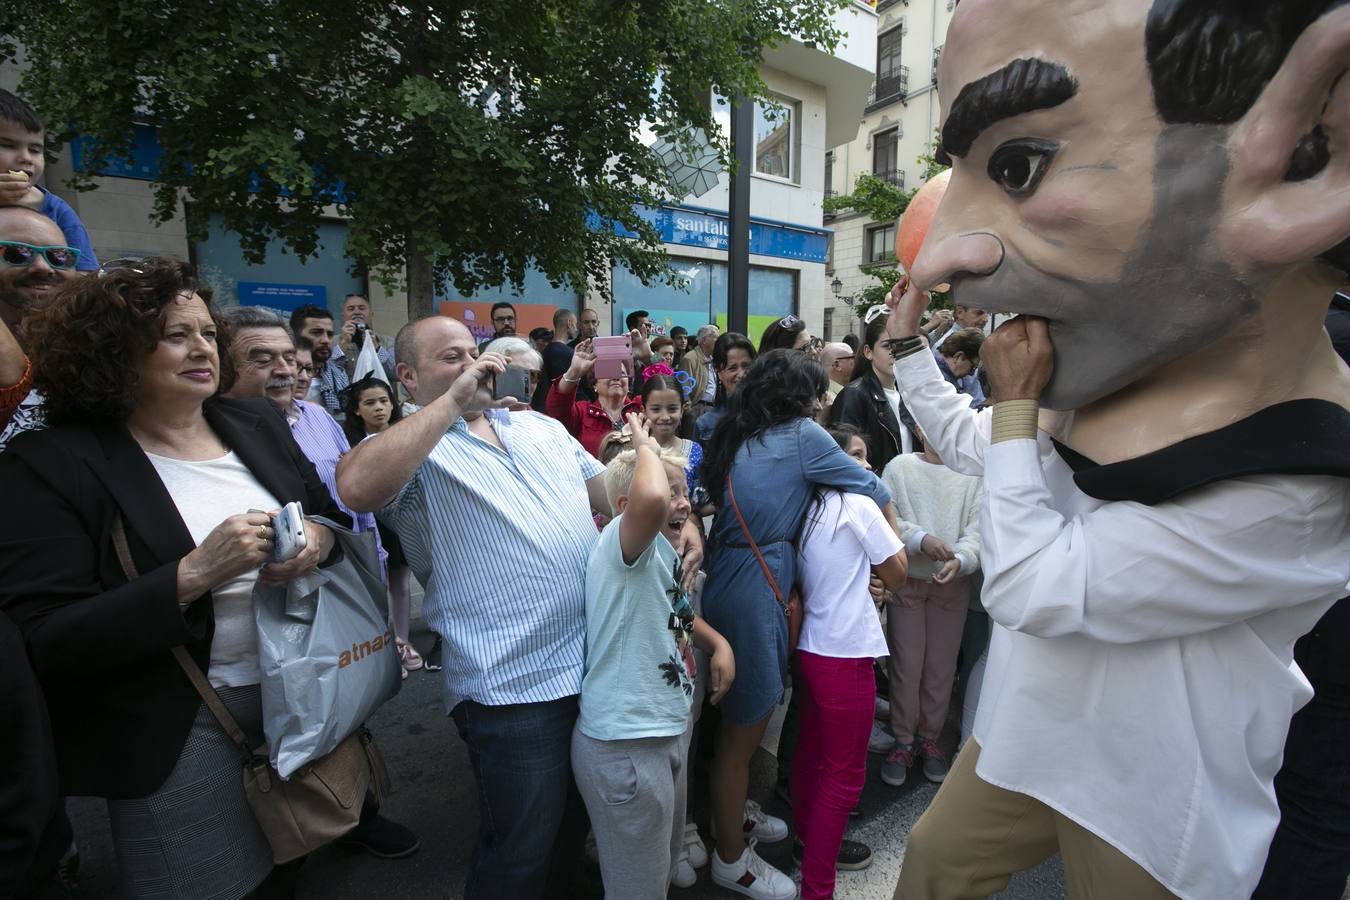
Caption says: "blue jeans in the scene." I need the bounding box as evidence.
[1252,599,1350,900]
[451,695,589,900]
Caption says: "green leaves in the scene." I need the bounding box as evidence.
[7,0,847,317]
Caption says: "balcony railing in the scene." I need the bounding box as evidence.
[874,65,909,103]
[874,169,906,189]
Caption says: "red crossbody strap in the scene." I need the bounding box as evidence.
[726,473,789,615]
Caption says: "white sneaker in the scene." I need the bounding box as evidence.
[710,839,798,900]
[868,720,897,755]
[671,844,697,888]
[744,799,789,843]
[684,820,709,868]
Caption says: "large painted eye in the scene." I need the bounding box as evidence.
[987,141,1057,197]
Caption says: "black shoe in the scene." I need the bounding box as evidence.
[792,837,872,872]
[338,814,421,859]
[423,637,443,672]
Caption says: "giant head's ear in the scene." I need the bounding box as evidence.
[1221,4,1350,273]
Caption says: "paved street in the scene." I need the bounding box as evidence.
[63,602,1069,900]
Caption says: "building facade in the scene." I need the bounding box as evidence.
[822,0,955,341]
[2,5,877,348]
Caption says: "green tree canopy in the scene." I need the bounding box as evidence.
[2,0,848,316]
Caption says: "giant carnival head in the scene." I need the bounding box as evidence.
[910,0,1350,410]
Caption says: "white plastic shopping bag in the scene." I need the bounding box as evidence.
[255,518,399,777]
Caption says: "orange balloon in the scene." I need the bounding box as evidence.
[895,169,950,274]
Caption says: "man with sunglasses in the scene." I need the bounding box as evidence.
[0,207,81,452]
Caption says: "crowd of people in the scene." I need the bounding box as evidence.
[4,0,1350,893]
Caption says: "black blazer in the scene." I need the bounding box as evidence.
[828,368,921,474]
[0,397,346,799]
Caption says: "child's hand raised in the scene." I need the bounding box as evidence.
[624,411,661,454]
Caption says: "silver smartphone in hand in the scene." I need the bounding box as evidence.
[272,501,307,562]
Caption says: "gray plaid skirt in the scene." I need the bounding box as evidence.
[107,683,273,899]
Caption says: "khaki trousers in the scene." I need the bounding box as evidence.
[894,741,1178,900]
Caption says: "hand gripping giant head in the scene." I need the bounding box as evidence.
[910,0,1350,418]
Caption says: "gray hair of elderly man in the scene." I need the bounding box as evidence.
[221,304,293,336]
[696,324,719,340]
[482,336,543,373]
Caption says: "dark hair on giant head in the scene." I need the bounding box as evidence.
[850,315,892,383]
[1145,0,1348,270]
[24,257,222,427]
[342,376,403,446]
[701,349,829,504]
[288,304,332,333]
[0,89,43,133]
[758,315,807,353]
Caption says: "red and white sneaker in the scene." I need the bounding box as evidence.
[710,839,797,899]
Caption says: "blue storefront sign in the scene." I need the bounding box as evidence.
[238,282,327,312]
[609,205,830,264]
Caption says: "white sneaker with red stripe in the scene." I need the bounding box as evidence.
[710,839,798,899]
[712,799,790,844]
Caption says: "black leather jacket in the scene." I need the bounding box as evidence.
[828,368,921,473]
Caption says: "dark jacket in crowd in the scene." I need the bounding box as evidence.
[0,610,70,899]
[0,397,347,800]
[828,368,921,473]
[1328,292,1350,365]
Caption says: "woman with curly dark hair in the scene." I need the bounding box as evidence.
[0,257,345,899]
[699,349,895,895]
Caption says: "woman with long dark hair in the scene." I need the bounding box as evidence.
[758,315,811,353]
[699,349,894,897]
[829,310,921,473]
[693,332,756,443]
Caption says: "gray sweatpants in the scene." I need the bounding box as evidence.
[571,720,693,899]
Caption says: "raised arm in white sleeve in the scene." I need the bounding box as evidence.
[893,349,991,477]
[980,438,1350,644]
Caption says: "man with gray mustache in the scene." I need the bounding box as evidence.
[881,1,1350,899]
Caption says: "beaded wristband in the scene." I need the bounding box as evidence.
[881,336,927,359]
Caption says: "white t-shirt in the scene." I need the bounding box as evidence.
[702,361,717,403]
[796,491,902,659]
[883,387,914,454]
[146,451,282,688]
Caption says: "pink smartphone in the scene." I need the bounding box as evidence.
[592,335,632,380]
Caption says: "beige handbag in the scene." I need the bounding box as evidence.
[113,517,390,863]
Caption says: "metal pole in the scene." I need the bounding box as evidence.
[727,96,753,335]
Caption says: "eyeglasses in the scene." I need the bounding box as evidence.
[295,364,315,376]
[0,241,81,270]
[779,314,802,328]
[863,305,891,324]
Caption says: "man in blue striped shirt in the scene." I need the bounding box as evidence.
[338,315,702,899]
